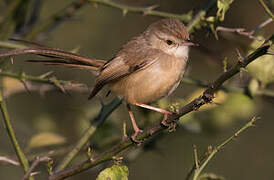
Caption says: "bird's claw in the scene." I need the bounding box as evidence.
[130,130,144,146]
[161,118,177,132]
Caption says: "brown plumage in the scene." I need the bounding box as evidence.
[0,18,195,141]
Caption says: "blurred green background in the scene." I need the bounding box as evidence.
[0,0,274,179]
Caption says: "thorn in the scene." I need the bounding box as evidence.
[143,5,159,15]
[70,46,81,53]
[267,51,274,55]
[193,145,199,169]
[10,57,14,64]
[207,145,213,153]
[39,71,54,79]
[112,156,123,165]
[21,80,31,94]
[236,48,244,62]
[222,57,227,72]
[50,77,67,94]
[122,120,128,141]
[87,147,95,162]
[240,67,248,72]
[30,171,40,177]
[122,9,128,16]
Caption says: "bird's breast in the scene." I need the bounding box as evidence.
[110,56,188,104]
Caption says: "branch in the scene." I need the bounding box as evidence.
[192,117,258,180]
[0,156,20,166]
[0,40,28,49]
[23,155,52,180]
[49,34,274,180]
[88,0,193,22]
[215,18,273,40]
[258,0,274,20]
[0,88,32,179]
[186,0,217,32]
[55,98,122,171]
[0,71,86,94]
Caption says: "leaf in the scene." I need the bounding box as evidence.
[247,38,274,86]
[204,92,255,129]
[27,132,66,149]
[96,165,129,180]
[217,0,234,21]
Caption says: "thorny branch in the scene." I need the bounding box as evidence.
[88,0,193,22]
[0,88,32,179]
[258,0,274,20]
[49,35,274,180]
[215,18,273,40]
[191,117,259,180]
[23,155,52,180]
[0,71,87,94]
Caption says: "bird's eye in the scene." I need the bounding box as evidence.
[166,40,173,45]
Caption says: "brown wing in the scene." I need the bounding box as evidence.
[88,48,161,99]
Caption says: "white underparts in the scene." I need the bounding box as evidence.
[167,45,189,59]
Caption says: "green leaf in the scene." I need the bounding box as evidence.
[247,38,274,86]
[96,165,129,180]
[217,0,234,21]
[27,132,66,149]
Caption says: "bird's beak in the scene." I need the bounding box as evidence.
[183,40,199,47]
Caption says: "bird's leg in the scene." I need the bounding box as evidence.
[135,103,174,127]
[126,104,143,143]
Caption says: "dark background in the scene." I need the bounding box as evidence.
[0,0,274,179]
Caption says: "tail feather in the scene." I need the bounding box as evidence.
[0,39,108,98]
[27,59,100,71]
[0,48,106,68]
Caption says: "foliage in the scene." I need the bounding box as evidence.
[96,165,129,180]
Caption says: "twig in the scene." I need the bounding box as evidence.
[258,0,274,20]
[215,27,258,40]
[24,0,89,40]
[3,82,88,98]
[252,18,273,34]
[216,18,273,40]
[0,40,27,49]
[23,155,52,180]
[55,98,122,171]
[49,33,274,180]
[0,89,32,178]
[88,0,192,22]
[192,117,258,180]
[186,0,217,32]
[0,71,85,93]
[0,156,20,166]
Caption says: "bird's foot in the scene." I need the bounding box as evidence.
[161,113,177,132]
[130,129,144,146]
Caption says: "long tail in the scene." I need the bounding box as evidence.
[0,40,106,71]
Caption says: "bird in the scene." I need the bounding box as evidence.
[0,18,195,141]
